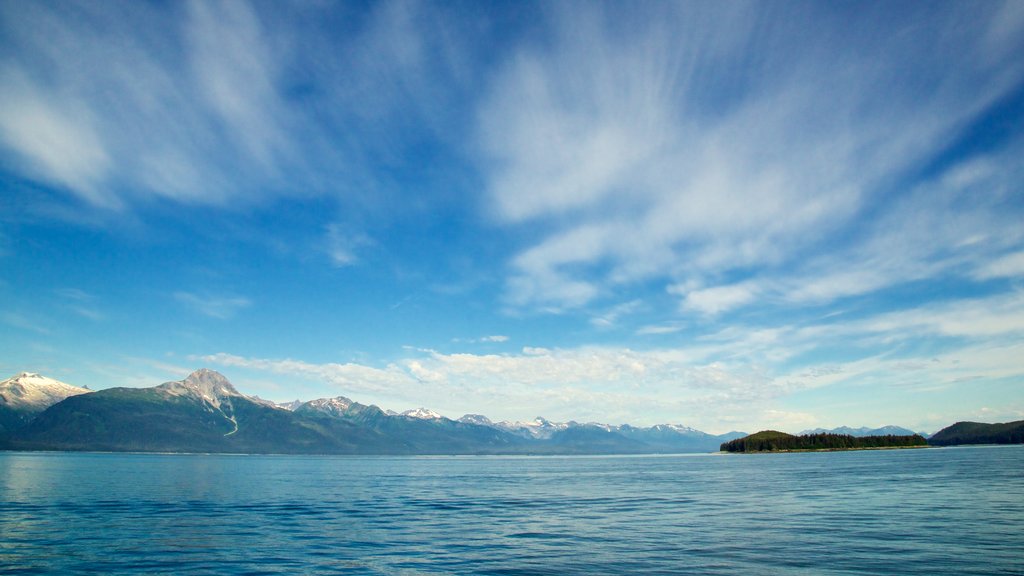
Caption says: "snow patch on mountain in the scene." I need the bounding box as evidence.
[401,407,445,420]
[458,414,494,426]
[494,417,573,439]
[299,396,356,417]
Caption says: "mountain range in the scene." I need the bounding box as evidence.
[4,369,1017,454]
[799,425,928,438]
[0,369,746,454]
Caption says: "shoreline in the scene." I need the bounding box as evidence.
[724,445,931,454]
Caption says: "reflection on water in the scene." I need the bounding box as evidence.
[1,447,1022,574]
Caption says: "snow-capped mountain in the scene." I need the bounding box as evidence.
[0,372,92,412]
[493,417,573,439]
[297,396,357,417]
[651,423,703,435]
[458,414,494,426]
[277,399,305,411]
[401,407,445,420]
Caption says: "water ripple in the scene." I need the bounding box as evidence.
[0,447,1022,574]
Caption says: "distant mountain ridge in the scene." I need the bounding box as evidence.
[0,369,744,455]
[7,369,1016,455]
[799,425,926,438]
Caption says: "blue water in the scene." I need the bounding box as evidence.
[1,446,1022,575]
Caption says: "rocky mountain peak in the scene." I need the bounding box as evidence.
[158,369,241,408]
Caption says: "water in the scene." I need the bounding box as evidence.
[1,446,1021,575]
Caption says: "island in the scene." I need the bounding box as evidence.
[927,420,1024,446]
[720,430,928,453]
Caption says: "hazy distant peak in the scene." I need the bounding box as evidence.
[799,425,919,437]
[299,396,356,416]
[401,407,444,420]
[458,414,493,426]
[277,399,305,411]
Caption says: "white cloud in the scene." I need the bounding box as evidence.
[674,282,760,316]
[0,2,468,214]
[198,352,414,395]
[186,0,290,169]
[195,285,1024,431]
[174,292,252,320]
[479,4,1024,314]
[0,71,115,207]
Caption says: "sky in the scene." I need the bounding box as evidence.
[1,1,1023,434]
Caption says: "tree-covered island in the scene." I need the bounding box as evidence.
[720,430,928,453]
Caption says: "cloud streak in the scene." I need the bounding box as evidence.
[174,292,252,320]
[480,3,1024,314]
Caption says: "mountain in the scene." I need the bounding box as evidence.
[0,372,92,432]
[799,425,923,437]
[543,424,648,454]
[295,396,360,417]
[460,416,744,453]
[2,368,749,455]
[401,407,444,420]
[491,416,571,439]
[616,424,746,452]
[8,369,359,453]
[276,399,305,411]
[928,420,1024,446]
[458,414,494,426]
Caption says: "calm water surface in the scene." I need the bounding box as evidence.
[1,446,1022,575]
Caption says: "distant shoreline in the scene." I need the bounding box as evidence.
[721,445,930,454]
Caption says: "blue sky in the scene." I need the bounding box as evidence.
[1,1,1023,433]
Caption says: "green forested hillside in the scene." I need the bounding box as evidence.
[721,431,927,452]
[928,421,1024,446]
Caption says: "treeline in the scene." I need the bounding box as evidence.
[721,431,928,452]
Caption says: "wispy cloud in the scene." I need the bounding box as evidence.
[0,1,468,215]
[324,223,373,267]
[197,287,1024,431]
[174,292,251,320]
[479,4,1024,314]
[590,299,644,328]
[1,311,50,335]
[197,352,414,395]
[975,251,1024,280]
[0,69,114,207]
[53,288,105,321]
[636,323,685,336]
